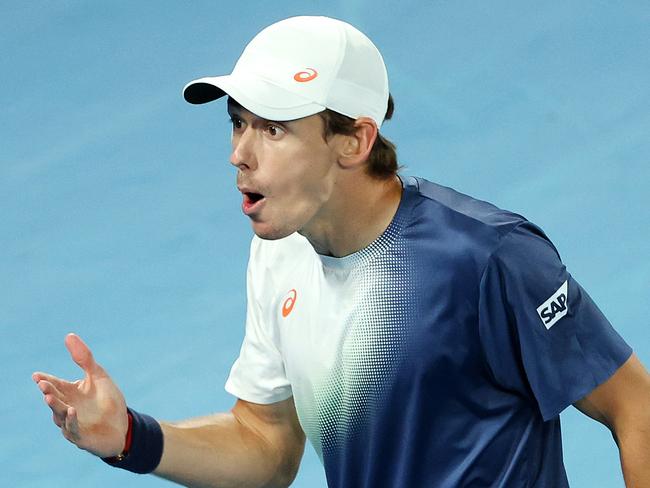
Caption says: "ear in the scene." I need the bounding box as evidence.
[338,117,378,169]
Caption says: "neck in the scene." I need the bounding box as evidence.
[300,174,403,257]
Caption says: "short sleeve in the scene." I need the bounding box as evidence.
[224,238,293,404]
[478,222,632,421]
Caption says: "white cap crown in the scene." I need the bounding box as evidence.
[183,16,389,126]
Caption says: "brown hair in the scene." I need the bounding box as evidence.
[319,94,398,179]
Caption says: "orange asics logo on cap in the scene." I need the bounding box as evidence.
[282,289,298,317]
[293,68,318,83]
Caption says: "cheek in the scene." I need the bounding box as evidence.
[287,164,334,213]
[270,148,334,196]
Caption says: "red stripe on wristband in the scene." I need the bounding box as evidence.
[102,408,163,474]
[102,411,133,462]
[123,410,134,454]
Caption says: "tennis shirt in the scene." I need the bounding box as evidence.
[225,176,632,487]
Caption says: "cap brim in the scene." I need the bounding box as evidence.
[183,78,227,104]
[183,75,326,121]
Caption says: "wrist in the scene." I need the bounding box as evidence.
[104,410,133,461]
[102,407,163,474]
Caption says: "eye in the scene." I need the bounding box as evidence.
[265,123,284,138]
[229,116,244,131]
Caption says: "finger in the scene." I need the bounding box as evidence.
[61,426,76,443]
[43,391,72,419]
[38,380,65,400]
[52,412,64,428]
[32,371,74,392]
[33,371,68,387]
[65,406,79,437]
[64,333,105,378]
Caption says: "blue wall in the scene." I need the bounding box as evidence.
[3,1,648,486]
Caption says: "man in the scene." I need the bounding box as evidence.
[33,15,650,487]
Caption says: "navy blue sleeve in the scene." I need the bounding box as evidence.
[478,222,632,421]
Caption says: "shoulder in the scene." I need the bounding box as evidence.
[402,176,554,266]
[405,176,526,237]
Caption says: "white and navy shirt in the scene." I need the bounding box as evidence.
[225,176,631,487]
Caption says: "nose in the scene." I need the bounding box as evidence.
[229,127,257,171]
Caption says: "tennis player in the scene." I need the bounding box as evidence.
[34,16,650,487]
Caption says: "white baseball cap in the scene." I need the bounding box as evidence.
[183,16,390,126]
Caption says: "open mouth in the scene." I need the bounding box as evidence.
[246,192,264,203]
[242,192,266,214]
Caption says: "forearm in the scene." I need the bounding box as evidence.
[154,412,297,488]
[618,424,650,487]
[573,354,650,487]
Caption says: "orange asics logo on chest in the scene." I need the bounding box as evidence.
[293,68,318,82]
[282,289,298,317]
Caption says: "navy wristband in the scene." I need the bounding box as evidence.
[102,408,164,474]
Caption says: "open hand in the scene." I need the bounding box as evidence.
[33,334,128,458]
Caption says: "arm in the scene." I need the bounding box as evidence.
[155,398,305,488]
[33,334,305,488]
[574,353,650,487]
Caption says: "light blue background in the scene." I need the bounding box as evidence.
[2,1,648,486]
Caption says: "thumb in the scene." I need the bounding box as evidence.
[65,333,104,378]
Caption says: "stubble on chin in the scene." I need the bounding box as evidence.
[250,220,296,241]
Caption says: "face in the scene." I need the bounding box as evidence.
[227,100,342,240]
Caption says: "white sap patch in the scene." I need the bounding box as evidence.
[536,280,569,329]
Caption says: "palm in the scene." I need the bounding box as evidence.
[33,334,128,458]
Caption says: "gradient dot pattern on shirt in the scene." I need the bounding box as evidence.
[296,210,417,461]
